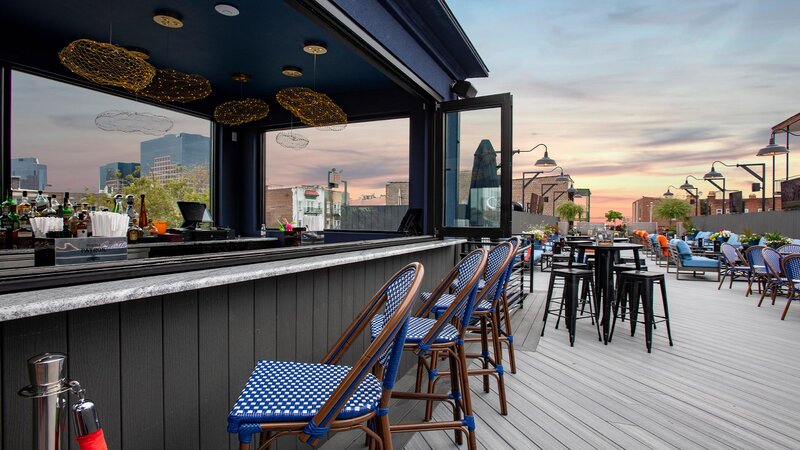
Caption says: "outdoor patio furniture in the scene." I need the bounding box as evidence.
[379,249,487,450]
[610,270,673,353]
[778,244,800,254]
[743,245,768,297]
[668,239,720,281]
[226,263,423,449]
[541,265,600,346]
[718,243,751,290]
[759,247,787,307]
[655,235,671,268]
[430,242,516,416]
[779,254,800,320]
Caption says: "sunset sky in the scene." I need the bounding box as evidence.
[451,0,799,220]
[10,1,800,223]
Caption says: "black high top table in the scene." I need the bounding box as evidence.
[573,242,643,344]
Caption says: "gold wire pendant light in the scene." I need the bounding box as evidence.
[276,87,347,128]
[138,68,211,103]
[214,73,270,125]
[58,39,156,91]
[214,98,270,125]
[276,130,310,150]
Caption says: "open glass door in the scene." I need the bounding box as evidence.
[434,93,512,238]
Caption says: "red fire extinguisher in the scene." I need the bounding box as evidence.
[70,381,109,450]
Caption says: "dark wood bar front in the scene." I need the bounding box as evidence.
[0,238,462,450]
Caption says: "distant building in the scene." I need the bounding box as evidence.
[11,157,47,191]
[385,182,409,205]
[265,185,328,231]
[99,162,139,192]
[701,191,777,215]
[140,133,210,183]
[511,174,572,216]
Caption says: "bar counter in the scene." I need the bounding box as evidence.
[0,236,464,450]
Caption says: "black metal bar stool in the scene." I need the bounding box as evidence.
[541,267,601,346]
[610,270,673,353]
[612,261,648,320]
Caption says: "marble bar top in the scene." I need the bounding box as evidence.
[0,238,465,322]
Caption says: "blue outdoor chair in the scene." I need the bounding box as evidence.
[760,247,787,308]
[744,246,768,297]
[780,254,800,320]
[778,244,800,255]
[668,239,720,281]
[428,241,516,416]
[718,243,750,290]
[370,248,487,450]
[227,263,424,450]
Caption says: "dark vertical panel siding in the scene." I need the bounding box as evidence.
[198,286,230,450]
[228,282,255,450]
[2,313,67,450]
[120,297,164,450]
[312,270,330,361]
[67,304,121,450]
[254,278,277,361]
[163,291,200,450]
[0,244,458,450]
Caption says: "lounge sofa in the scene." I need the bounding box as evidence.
[668,239,720,281]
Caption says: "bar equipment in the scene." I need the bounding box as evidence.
[18,353,71,450]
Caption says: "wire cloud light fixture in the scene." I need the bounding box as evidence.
[214,73,269,126]
[276,130,310,150]
[95,110,173,136]
[59,39,156,91]
[138,68,211,103]
[276,87,346,129]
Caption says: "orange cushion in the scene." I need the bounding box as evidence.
[656,235,669,257]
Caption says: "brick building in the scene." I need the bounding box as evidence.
[631,196,692,228]
[385,181,409,205]
[265,185,332,231]
[512,174,572,215]
[701,191,779,215]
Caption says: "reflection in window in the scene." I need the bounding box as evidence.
[443,108,502,228]
[10,71,211,227]
[264,119,409,232]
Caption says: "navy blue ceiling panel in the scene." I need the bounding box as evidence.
[1,0,401,118]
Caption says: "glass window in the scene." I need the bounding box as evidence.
[10,70,212,227]
[264,118,409,232]
[443,108,502,228]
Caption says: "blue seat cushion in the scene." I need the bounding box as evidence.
[227,360,381,430]
[683,256,719,268]
[475,300,494,311]
[370,314,459,343]
[673,239,693,261]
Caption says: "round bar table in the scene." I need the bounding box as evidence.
[575,242,643,344]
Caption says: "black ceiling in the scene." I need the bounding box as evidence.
[1,0,402,120]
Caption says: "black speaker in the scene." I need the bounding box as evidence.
[451,80,477,99]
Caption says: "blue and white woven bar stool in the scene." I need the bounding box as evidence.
[371,248,488,450]
[227,263,424,450]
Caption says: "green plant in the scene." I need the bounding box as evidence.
[764,232,791,248]
[555,201,584,230]
[740,232,761,242]
[604,210,623,224]
[653,199,692,222]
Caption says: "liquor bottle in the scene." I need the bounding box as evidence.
[50,195,61,218]
[0,197,13,249]
[69,210,81,237]
[43,196,57,218]
[16,191,32,248]
[139,194,149,237]
[17,191,32,218]
[125,195,138,224]
[62,192,73,231]
[147,220,158,236]
[126,217,142,243]
[76,212,88,238]
[87,206,96,236]
[34,190,48,215]
[260,224,267,238]
[112,194,124,214]
[1,191,18,215]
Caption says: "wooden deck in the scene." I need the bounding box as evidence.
[320,259,800,449]
[399,262,800,449]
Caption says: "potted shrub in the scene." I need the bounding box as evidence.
[555,201,584,233]
[653,199,691,237]
[764,232,791,249]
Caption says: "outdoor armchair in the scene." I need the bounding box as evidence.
[668,239,720,281]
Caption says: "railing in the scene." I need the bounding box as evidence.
[303,207,323,215]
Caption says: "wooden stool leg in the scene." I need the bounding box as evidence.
[457,343,478,450]
[500,292,517,374]
[490,310,508,414]
[448,350,464,445]
[424,350,439,421]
